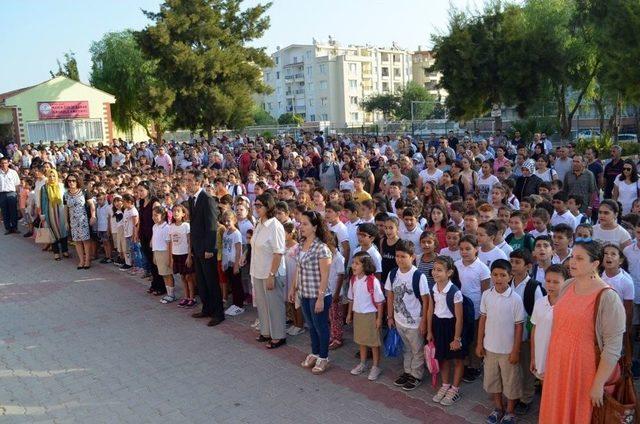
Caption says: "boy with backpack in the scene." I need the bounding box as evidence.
[506,211,535,253]
[509,249,545,416]
[385,240,429,391]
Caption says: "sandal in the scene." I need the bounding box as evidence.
[54,255,61,261]
[62,253,70,258]
[328,340,343,350]
[266,339,286,349]
[256,335,271,343]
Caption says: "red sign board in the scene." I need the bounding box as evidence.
[38,101,89,120]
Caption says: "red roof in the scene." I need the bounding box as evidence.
[0,85,36,102]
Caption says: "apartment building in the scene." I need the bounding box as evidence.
[411,48,447,100]
[260,38,412,126]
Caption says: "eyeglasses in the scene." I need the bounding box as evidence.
[623,167,633,171]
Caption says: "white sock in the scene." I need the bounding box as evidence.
[166,286,175,297]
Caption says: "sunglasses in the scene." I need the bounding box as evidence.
[623,167,633,171]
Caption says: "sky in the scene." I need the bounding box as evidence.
[0,0,484,94]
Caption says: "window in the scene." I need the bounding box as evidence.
[349,79,358,89]
[267,102,272,110]
[423,68,430,77]
[381,67,389,77]
[321,97,328,106]
[306,50,311,60]
[278,101,281,109]
[310,114,316,121]
[394,68,401,77]
[394,83,401,91]
[307,81,314,90]
[293,56,298,63]
[274,56,279,65]
[350,96,358,105]
[351,113,359,121]
[309,99,314,107]
[319,63,327,74]
[27,119,103,143]
[276,71,280,79]
[321,113,328,121]
[265,72,271,81]
[307,66,312,76]
[348,63,357,74]
[382,82,389,92]
[319,80,328,89]
[381,53,389,62]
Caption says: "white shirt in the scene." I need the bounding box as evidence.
[339,180,355,192]
[95,203,111,232]
[122,207,139,238]
[534,168,557,183]
[169,222,190,255]
[237,218,254,245]
[593,224,631,247]
[329,221,350,257]
[623,243,640,304]
[431,280,463,319]
[480,286,526,354]
[151,222,170,252]
[478,246,508,270]
[496,240,513,257]
[418,168,443,185]
[476,174,500,202]
[384,266,429,328]
[613,178,640,215]
[400,225,423,257]
[455,258,491,319]
[347,275,385,313]
[601,269,635,302]
[439,247,462,262]
[328,251,345,295]
[221,229,242,269]
[0,168,20,192]
[550,210,576,230]
[351,245,382,273]
[512,275,543,340]
[530,295,554,376]
[250,217,286,279]
[345,219,361,254]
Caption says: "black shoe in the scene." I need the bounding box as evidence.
[256,335,271,342]
[207,317,224,327]
[514,401,531,416]
[23,231,33,238]
[266,339,286,349]
[402,376,422,391]
[119,264,132,270]
[462,367,477,383]
[192,312,209,319]
[393,373,411,387]
[4,230,11,235]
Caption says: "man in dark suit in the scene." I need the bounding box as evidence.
[184,169,224,326]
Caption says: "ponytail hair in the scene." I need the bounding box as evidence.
[434,255,462,289]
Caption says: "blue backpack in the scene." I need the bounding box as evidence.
[388,267,426,304]
[427,281,476,350]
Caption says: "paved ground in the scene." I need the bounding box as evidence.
[0,233,544,424]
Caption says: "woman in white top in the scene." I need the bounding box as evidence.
[592,199,632,249]
[533,155,558,183]
[612,159,639,215]
[418,155,444,190]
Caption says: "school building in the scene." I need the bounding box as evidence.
[0,76,116,147]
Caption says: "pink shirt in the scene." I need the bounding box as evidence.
[154,154,173,173]
[493,156,510,174]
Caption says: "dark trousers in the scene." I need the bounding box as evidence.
[224,268,245,308]
[51,237,68,254]
[301,295,332,359]
[0,192,18,231]
[194,254,223,319]
[140,234,164,293]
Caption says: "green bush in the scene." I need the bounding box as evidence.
[261,131,274,140]
[575,133,640,158]
[508,117,560,141]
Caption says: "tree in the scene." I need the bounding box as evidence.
[251,106,277,125]
[277,112,303,126]
[395,81,436,120]
[50,51,80,81]
[361,93,399,121]
[136,0,273,136]
[90,31,174,142]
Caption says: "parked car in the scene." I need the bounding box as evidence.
[577,129,600,139]
[617,133,638,142]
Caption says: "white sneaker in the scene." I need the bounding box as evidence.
[287,326,305,336]
[367,366,382,381]
[250,319,260,329]
[350,362,367,375]
[224,305,245,316]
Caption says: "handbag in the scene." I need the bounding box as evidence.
[35,222,54,244]
[591,289,639,424]
[383,327,403,358]
[424,340,440,388]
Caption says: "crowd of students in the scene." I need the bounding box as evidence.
[0,129,637,423]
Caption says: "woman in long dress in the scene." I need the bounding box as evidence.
[40,169,69,261]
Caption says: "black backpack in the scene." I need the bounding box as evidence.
[388,267,426,304]
[427,280,476,350]
[520,274,547,317]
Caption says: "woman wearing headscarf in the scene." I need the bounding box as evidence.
[39,169,69,261]
[514,159,542,201]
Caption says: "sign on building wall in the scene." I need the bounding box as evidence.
[37,101,90,120]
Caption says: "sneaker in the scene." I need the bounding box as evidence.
[177,298,189,307]
[301,354,319,368]
[440,388,460,406]
[119,264,132,270]
[393,373,411,387]
[225,305,245,316]
[160,295,176,304]
[350,362,367,376]
[402,376,421,391]
[486,409,504,424]
[287,326,305,336]
[500,413,516,424]
[514,401,530,416]
[311,358,329,374]
[367,366,382,381]
[432,386,450,403]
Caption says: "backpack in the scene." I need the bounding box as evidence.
[505,232,535,252]
[428,281,476,349]
[388,267,425,304]
[521,276,547,317]
[349,274,384,307]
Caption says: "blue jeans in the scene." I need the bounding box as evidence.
[300,295,332,359]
